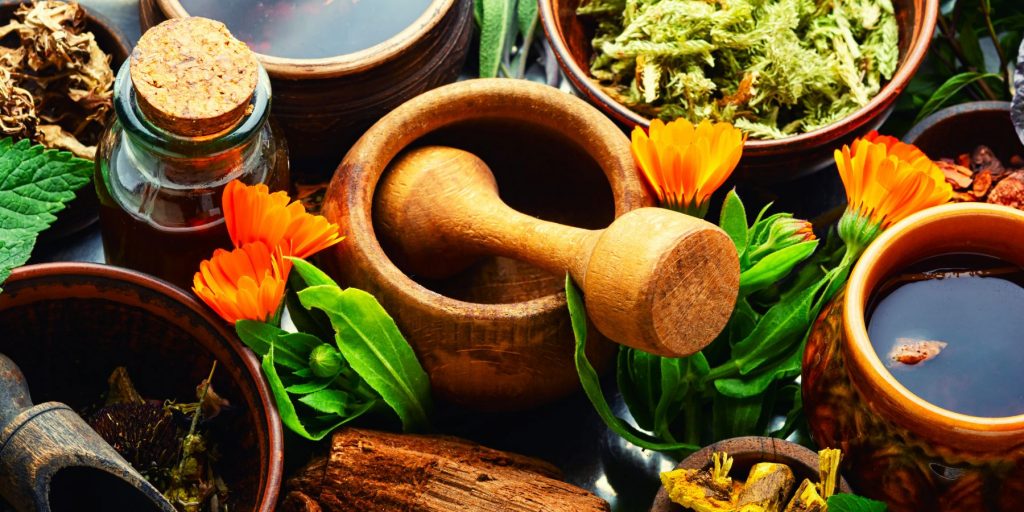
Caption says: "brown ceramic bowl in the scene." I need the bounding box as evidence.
[140,0,473,172]
[904,101,1021,162]
[0,1,132,242]
[540,0,939,182]
[650,436,853,511]
[320,78,653,411]
[0,263,284,512]
[804,203,1024,511]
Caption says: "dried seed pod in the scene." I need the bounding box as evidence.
[988,171,1024,209]
[736,463,796,512]
[88,401,182,487]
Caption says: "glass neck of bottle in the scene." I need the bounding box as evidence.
[112,60,273,189]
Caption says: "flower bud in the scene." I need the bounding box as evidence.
[309,343,343,378]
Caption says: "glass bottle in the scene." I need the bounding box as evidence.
[95,18,289,290]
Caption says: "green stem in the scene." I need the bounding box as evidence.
[515,15,538,79]
[683,396,700,446]
[703,361,740,383]
[936,15,1000,100]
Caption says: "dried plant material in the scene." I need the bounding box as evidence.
[0,1,114,159]
[888,338,948,366]
[937,160,974,189]
[577,0,899,139]
[736,463,796,512]
[988,170,1024,208]
[972,170,993,197]
[661,452,740,512]
[816,448,841,499]
[971,145,1005,176]
[783,480,826,512]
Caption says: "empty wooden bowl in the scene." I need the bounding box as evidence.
[650,437,853,512]
[540,0,939,181]
[139,0,473,172]
[320,78,654,411]
[0,263,284,512]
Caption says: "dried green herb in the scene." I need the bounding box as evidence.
[577,0,899,138]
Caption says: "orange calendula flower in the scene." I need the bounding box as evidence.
[631,118,746,218]
[836,134,952,255]
[193,242,288,324]
[223,180,343,259]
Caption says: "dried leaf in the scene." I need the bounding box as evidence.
[988,170,1024,208]
[937,160,974,189]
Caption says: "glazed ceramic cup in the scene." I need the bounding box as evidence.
[803,203,1024,512]
[0,263,283,512]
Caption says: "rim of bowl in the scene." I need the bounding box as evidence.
[154,0,456,77]
[903,100,1013,144]
[843,203,1024,431]
[539,0,940,153]
[4,262,285,511]
[328,78,648,319]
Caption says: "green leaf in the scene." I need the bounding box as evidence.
[289,257,339,288]
[261,345,372,441]
[284,376,336,395]
[286,270,334,342]
[915,72,1002,123]
[567,275,699,454]
[473,0,484,26]
[719,189,748,256]
[298,389,351,415]
[712,393,762,440]
[479,0,514,77]
[731,278,822,375]
[617,347,659,432]
[235,320,322,371]
[299,285,433,432]
[770,384,804,439]
[714,346,802,398]
[827,494,888,512]
[739,240,818,297]
[517,0,538,37]
[0,139,92,291]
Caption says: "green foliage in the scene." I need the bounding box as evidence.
[573,192,860,453]
[0,138,92,292]
[474,0,539,78]
[236,258,433,440]
[577,0,900,138]
[827,494,889,512]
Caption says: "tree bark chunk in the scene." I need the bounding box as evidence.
[281,428,610,512]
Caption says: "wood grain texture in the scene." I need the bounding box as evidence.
[375,146,739,357]
[281,428,609,512]
[320,79,649,411]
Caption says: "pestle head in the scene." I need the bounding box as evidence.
[0,353,33,429]
[374,146,739,357]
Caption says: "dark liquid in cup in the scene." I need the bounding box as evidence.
[179,0,433,59]
[867,253,1024,417]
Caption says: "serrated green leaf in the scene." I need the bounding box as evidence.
[298,389,351,415]
[827,494,888,512]
[0,138,92,292]
[298,285,432,432]
[479,0,514,77]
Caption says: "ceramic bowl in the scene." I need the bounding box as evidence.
[139,0,473,173]
[904,101,1021,162]
[319,78,653,411]
[650,436,853,512]
[803,203,1024,511]
[0,263,284,512]
[539,0,939,181]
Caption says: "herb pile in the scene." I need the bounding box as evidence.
[577,0,900,139]
[0,1,114,159]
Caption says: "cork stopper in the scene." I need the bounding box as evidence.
[131,17,259,137]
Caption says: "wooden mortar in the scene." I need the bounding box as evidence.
[321,79,737,411]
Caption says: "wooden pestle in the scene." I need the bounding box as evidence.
[374,146,740,357]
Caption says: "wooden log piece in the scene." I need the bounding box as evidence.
[282,428,610,512]
[374,146,740,357]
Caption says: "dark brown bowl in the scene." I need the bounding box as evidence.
[904,101,1021,163]
[650,437,853,512]
[140,0,473,173]
[540,0,939,182]
[0,263,284,512]
[0,1,132,242]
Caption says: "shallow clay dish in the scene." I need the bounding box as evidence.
[650,436,853,512]
[139,0,473,171]
[540,0,939,181]
[320,78,653,411]
[0,263,284,512]
[904,101,1021,162]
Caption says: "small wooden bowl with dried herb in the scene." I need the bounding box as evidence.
[539,0,939,181]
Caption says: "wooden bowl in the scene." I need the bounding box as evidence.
[0,263,284,512]
[0,1,132,242]
[650,437,853,512]
[139,0,473,173]
[904,101,1021,162]
[320,78,653,411]
[539,0,939,182]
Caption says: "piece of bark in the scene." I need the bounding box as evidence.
[282,428,610,512]
[972,170,993,197]
[988,171,1024,209]
[937,160,974,189]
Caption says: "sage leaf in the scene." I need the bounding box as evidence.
[567,275,699,454]
[298,285,433,432]
[826,494,888,512]
[479,0,514,77]
[298,389,351,415]
[517,0,537,37]
[719,189,748,256]
[915,72,1002,123]
[262,345,372,441]
[0,139,92,291]
[739,240,818,297]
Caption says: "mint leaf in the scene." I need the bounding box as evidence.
[827,494,888,512]
[0,138,92,291]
